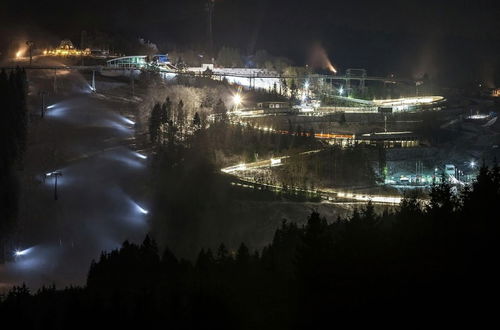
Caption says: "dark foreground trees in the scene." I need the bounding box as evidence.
[0,68,28,263]
[1,165,500,328]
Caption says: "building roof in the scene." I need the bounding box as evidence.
[357,131,418,140]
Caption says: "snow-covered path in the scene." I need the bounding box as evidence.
[1,71,149,290]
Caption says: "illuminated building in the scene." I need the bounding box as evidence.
[372,96,445,112]
[106,55,177,70]
[356,131,420,148]
[44,39,90,56]
[107,55,148,68]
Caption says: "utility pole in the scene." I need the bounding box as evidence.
[46,171,62,200]
[39,91,47,118]
[26,40,34,65]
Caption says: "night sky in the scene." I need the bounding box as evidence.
[2,0,500,85]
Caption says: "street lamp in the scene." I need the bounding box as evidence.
[338,86,344,96]
[39,91,47,118]
[233,94,242,105]
[26,40,34,65]
[469,160,476,169]
[137,205,149,215]
[233,93,242,112]
[13,247,32,258]
[46,171,62,200]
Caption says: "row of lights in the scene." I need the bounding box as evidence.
[13,150,149,260]
[11,82,150,262]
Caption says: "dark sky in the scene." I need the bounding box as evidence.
[2,0,500,85]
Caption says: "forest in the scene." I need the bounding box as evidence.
[274,145,378,190]
[0,68,28,263]
[2,69,498,328]
[147,96,323,257]
[1,164,499,327]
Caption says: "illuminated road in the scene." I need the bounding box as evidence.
[221,152,402,205]
[0,69,149,290]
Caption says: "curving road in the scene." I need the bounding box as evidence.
[221,151,402,205]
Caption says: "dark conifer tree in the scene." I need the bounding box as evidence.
[149,103,162,144]
[160,97,171,125]
[0,68,27,263]
[192,112,201,130]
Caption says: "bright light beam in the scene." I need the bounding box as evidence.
[135,204,149,215]
[233,94,242,106]
[14,247,33,257]
[121,117,135,125]
[134,152,147,160]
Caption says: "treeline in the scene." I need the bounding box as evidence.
[145,86,321,257]
[139,80,286,140]
[170,47,292,72]
[2,165,500,327]
[148,110,321,257]
[275,145,377,190]
[149,96,320,166]
[0,68,28,263]
[205,120,320,165]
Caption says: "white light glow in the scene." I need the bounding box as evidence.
[134,152,147,160]
[373,96,444,107]
[233,94,242,106]
[271,158,282,166]
[46,170,61,177]
[121,117,135,125]
[467,114,489,120]
[46,106,69,118]
[104,153,144,168]
[135,204,149,215]
[104,120,132,134]
[14,247,33,257]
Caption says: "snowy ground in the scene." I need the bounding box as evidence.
[0,66,149,290]
[187,67,281,90]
